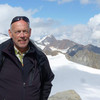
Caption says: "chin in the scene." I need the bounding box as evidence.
[18,44,27,48]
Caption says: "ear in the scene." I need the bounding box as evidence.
[29,28,31,37]
[8,29,12,38]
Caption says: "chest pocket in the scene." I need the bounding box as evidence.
[28,67,41,87]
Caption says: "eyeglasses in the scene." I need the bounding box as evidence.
[11,16,30,25]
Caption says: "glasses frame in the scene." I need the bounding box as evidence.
[11,16,30,25]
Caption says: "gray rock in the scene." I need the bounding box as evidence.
[48,90,82,100]
[66,49,100,69]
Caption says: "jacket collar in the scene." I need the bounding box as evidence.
[2,39,36,55]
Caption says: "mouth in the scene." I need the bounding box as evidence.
[19,39,27,44]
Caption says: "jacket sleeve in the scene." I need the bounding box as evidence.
[40,56,54,100]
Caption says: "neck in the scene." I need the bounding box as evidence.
[14,45,29,53]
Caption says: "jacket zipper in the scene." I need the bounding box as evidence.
[29,67,35,86]
[22,82,26,100]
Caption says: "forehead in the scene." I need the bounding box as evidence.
[11,20,29,30]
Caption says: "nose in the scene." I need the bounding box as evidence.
[19,31,25,37]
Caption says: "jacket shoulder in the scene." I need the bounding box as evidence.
[0,39,11,71]
[30,40,47,59]
[0,39,11,50]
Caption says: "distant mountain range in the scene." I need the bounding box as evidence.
[36,35,100,69]
[0,33,100,69]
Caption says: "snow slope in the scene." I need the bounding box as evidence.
[47,53,100,100]
[0,34,9,43]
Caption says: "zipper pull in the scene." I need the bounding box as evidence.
[23,82,26,88]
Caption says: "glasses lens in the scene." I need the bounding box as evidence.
[11,16,30,25]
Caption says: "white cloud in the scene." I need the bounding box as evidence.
[46,0,100,5]
[0,4,38,35]
[80,0,89,4]
[91,31,100,40]
[80,0,100,5]
[87,14,100,41]
[30,17,60,40]
[0,4,60,40]
[96,0,100,5]
[65,13,100,46]
[54,13,100,46]
[88,14,100,28]
[31,18,59,28]
[58,0,73,4]
[45,0,73,4]
[47,13,100,46]
[70,24,91,44]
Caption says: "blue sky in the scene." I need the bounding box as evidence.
[0,0,100,46]
[0,0,100,25]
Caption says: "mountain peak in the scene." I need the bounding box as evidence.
[44,35,56,41]
[38,35,57,45]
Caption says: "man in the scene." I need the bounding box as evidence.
[0,16,54,100]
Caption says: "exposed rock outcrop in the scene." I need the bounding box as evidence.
[66,49,100,69]
[48,90,81,100]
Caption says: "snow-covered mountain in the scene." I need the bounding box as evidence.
[37,35,100,69]
[37,34,100,55]
[37,35,77,50]
[0,33,10,43]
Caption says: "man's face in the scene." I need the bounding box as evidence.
[8,20,31,52]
